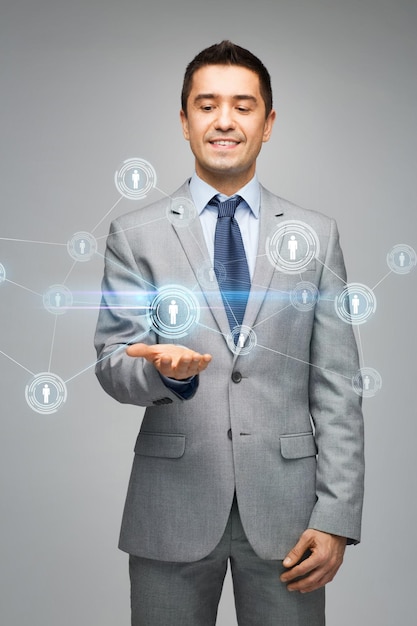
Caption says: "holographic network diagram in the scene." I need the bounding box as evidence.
[0,156,416,414]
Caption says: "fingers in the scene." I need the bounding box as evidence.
[282,534,311,570]
[126,343,151,358]
[280,530,346,593]
[126,343,212,380]
[158,351,211,379]
[159,350,212,379]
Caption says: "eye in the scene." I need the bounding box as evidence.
[199,103,215,112]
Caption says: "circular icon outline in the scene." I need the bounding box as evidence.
[43,284,73,315]
[265,220,320,274]
[146,284,200,339]
[334,283,377,325]
[25,372,68,415]
[386,244,417,275]
[352,367,382,398]
[67,231,98,262]
[290,281,320,312]
[226,325,257,355]
[197,260,226,290]
[166,197,198,227]
[114,157,157,200]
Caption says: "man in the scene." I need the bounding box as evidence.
[95,41,364,626]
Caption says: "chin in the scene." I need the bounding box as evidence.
[206,159,242,173]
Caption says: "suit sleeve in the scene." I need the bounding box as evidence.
[94,218,195,407]
[307,218,365,544]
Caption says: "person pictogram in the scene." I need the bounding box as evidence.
[132,169,140,190]
[288,235,298,260]
[168,300,179,325]
[351,294,360,315]
[42,384,51,404]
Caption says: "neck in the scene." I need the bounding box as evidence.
[196,167,255,196]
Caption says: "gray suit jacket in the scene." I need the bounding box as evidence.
[94,181,364,562]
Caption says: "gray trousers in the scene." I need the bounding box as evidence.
[129,496,325,626]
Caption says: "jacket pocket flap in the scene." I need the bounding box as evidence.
[280,432,317,459]
[135,432,186,458]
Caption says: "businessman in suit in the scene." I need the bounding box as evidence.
[95,41,364,625]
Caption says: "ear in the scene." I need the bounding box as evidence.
[180,109,190,141]
[262,108,276,143]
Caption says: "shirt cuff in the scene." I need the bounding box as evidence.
[158,373,199,400]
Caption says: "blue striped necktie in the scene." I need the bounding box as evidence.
[209,195,251,332]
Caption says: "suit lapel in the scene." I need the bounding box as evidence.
[240,186,286,332]
[170,183,231,339]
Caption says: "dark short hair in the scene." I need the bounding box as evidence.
[181,40,273,118]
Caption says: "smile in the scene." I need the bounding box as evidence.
[210,140,240,146]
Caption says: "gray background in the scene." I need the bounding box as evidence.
[1,0,416,624]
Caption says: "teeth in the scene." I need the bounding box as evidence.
[213,140,237,146]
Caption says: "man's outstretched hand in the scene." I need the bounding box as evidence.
[280,529,347,593]
[126,343,212,380]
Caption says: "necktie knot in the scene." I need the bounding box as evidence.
[209,195,242,218]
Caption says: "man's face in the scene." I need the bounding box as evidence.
[180,64,275,193]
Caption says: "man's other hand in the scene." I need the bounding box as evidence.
[126,343,212,380]
[280,529,347,593]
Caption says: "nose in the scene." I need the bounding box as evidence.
[214,105,236,131]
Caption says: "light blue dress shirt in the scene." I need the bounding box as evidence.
[189,172,261,279]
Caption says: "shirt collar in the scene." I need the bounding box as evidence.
[189,172,260,218]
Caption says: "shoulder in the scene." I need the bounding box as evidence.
[260,185,336,231]
[111,180,191,229]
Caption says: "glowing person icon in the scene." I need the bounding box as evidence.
[363,375,371,391]
[302,290,308,304]
[238,333,246,348]
[208,267,216,282]
[399,252,406,267]
[351,294,360,315]
[132,169,140,190]
[168,299,179,325]
[42,384,51,404]
[288,235,298,261]
[79,239,86,254]
[55,292,62,307]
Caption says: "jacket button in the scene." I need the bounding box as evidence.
[227,429,233,440]
[231,371,242,383]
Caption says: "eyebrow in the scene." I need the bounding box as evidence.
[193,93,258,104]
